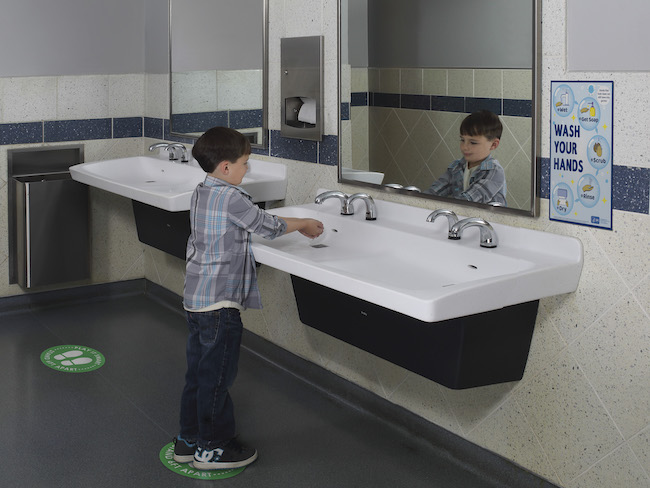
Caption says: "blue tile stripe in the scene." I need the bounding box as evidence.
[44,118,112,142]
[0,122,42,145]
[341,102,350,121]
[113,117,143,138]
[1,117,646,214]
[540,157,649,214]
[351,92,532,118]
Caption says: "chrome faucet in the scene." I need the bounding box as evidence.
[449,217,499,248]
[148,142,188,162]
[426,209,458,233]
[348,193,377,220]
[168,143,189,162]
[148,142,170,156]
[314,191,354,214]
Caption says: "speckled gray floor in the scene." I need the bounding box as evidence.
[0,282,556,487]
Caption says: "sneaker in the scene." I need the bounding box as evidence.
[173,436,197,463]
[193,438,258,470]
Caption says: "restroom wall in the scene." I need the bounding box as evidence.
[148,1,650,487]
[0,0,648,487]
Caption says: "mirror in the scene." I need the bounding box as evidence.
[339,0,540,215]
[169,0,268,148]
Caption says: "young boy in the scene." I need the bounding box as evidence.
[173,127,323,470]
[425,110,507,206]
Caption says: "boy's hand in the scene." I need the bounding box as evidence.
[299,218,324,239]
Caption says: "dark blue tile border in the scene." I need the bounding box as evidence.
[504,99,532,117]
[1,115,645,215]
[319,135,338,166]
[44,118,112,142]
[270,130,318,163]
[373,92,400,108]
[229,109,263,130]
[540,157,648,214]
[402,94,430,111]
[539,157,551,199]
[144,117,164,139]
[351,92,368,107]
[113,117,143,138]
[170,111,228,134]
[465,97,501,115]
[612,165,649,213]
[0,122,43,145]
[350,92,533,119]
[341,102,350,121]
[431,95,465,113]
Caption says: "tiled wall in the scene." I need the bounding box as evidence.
[170,69,263,134]
[0,73,171,297]
[1,1,649,487]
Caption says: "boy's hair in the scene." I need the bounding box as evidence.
[460,110,503,140]
[191,126,251,173]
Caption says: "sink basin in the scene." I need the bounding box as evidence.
[341,167,385,184]
[70,156,287,211]
[252,190,583,322]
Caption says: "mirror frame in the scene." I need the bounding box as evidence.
[337,0,541,217]
[167,0,269,149]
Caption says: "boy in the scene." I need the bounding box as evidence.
[425,110,507,206]
[173,127,323,470]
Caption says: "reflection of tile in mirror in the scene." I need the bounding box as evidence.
[475,69,503,99]
[503,70,533,100]
[423,69,447,96]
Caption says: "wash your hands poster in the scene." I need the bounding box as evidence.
[550,81,613,230]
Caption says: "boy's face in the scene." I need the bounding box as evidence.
[214,154,249,185]
[460,134,499,167]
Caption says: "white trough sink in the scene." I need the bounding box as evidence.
[252,191,583,323]
[70,156,287,211]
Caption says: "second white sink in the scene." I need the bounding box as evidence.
[70,156,288,211]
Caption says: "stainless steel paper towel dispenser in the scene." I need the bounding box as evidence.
[7,145,90,288]
[281,36,323,141]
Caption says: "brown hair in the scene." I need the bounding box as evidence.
[191,126,251,173]
[460,110,503,140]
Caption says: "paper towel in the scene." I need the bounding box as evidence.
[298,97,317,125]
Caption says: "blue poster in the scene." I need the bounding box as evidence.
[550,81,613,229]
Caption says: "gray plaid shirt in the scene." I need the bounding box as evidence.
[184,175,287,311]
[425,155,507,205]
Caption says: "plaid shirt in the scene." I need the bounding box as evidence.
[425,155,507,205]
[183,175,287,311]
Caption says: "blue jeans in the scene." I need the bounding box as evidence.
[179,308,243,449]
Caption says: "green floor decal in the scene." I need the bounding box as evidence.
[159,442,246,480]
[40,345,105,373]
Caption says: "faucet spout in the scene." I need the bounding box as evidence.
[426,209,458,232]
[314,191,354,215]
[348,193,377,220]
[148,142,169,154]
[168,143,188,162]
[449,217,499,248]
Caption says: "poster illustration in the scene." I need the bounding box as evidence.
[550,81,613,229]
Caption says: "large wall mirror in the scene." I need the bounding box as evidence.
[169,0,268,148]
[339,0,541,215]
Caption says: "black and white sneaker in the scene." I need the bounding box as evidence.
[173,436,197,463]
[193,438,258,470]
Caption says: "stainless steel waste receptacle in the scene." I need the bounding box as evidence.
[13,172,90,289]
